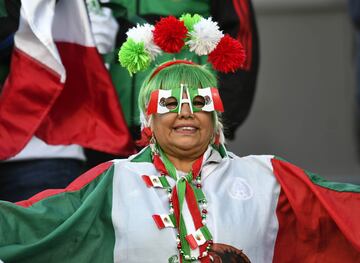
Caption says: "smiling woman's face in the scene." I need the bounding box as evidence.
[151,91,214,161]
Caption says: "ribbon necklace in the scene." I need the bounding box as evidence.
[145,144,213,262]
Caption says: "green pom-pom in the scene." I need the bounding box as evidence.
[179,13,202,32]
[118,39,151,75]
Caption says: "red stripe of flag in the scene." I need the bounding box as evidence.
[240,0,252,70]
[153,154,168,175]
[0,48,63,159]
[152,215,166,229]
[142,175,153,188]
[232,0,252,71]
[211,87,224,112]
[36,42,135,155]
[146,90,159,115]
[185,183,211,262]
[186,234,198,250]
[16,161,113,207]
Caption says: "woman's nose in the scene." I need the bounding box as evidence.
[179,102,193,118]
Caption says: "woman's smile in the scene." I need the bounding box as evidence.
[152,103,213,161]
[172,123,199,135]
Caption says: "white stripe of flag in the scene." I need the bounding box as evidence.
[198,88,214,112]
[16,0,65,82]
[157,90,172,114]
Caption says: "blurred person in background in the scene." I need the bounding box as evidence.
[84,0,129,167]
[0,0,85,202]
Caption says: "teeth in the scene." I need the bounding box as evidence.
[176,126,196,131]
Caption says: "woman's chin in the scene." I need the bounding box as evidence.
[169,140,207,155]
[171,137,199,148]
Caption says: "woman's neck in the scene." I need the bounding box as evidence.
[165,153,195,173]
[157,143,209,173]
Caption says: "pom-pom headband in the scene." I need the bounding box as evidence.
[118,14,246,75]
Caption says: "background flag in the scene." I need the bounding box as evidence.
[0,0,135,159]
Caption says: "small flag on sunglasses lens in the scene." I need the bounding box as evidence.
[198,87,224,112]
[147,89,173,115]
[142,175,170,188]
[186,225,212,249]
[152,214,176,229]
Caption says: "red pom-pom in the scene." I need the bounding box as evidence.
[153,16,188,53]
[208,35,246,73]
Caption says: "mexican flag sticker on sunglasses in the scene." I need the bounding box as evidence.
[146,85,224,115]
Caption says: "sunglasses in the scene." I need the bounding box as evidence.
[147,84,224,115]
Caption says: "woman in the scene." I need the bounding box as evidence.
[0,60,359,263]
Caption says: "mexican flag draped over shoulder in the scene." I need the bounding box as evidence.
[271,158,360,262]
[0,155,359,262]
[0,0,135,159]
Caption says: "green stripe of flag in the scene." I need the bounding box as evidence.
[131,146,153,163]
[305,170,360,193]
[200,225,212,240]
[169,213,176,227]
[159,176,170,188]
[192,186,205,202]
[0,165,116,263]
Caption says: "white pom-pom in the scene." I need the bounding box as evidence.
[126,23,162,60]
[186,17,224,56]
